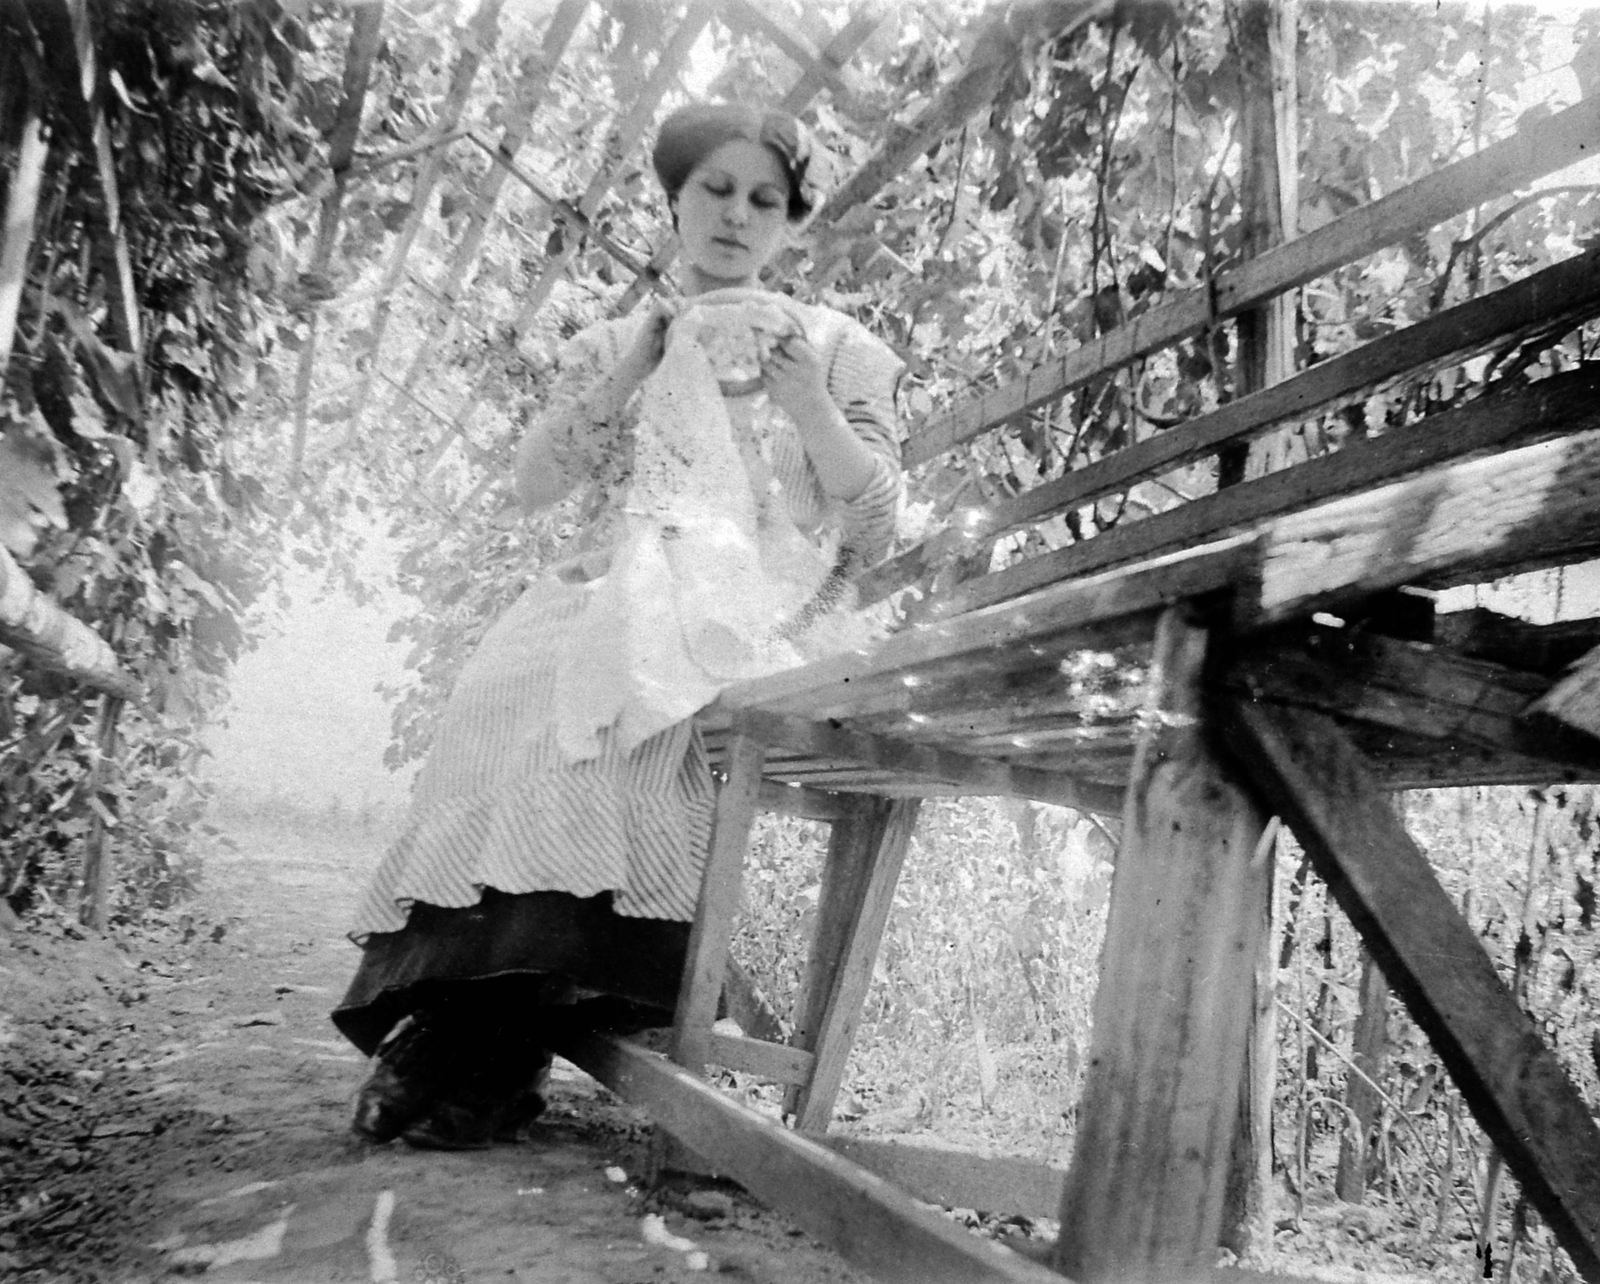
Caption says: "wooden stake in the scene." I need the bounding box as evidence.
[0,110,47,387]
[1221,700,1600,1281]
[1055,608,1270,1282]
[79,696,124,933]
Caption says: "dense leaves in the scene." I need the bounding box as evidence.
[0,0,317,916]
[4,1,1600,1276]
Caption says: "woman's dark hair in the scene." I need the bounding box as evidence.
[652,102,814,223]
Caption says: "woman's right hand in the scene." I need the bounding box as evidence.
[617,295,678,386]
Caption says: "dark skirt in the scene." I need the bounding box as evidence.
[332,888,690,1056]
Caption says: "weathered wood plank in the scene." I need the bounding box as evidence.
[926,364,1600,618]
[1056,610,1270,1281]
[1242,427,1600,627]
[816,1137,1065,1221]
[1220,701,1600,1283]
[555,1033,1068,1284]
[716,536,1248,718]
[906,92,1600,467]
[757,778,851,820]
[1222,627,1600,777]
[791,799,920,1131]
[672,733,765,1075]
[1434,609,1600,676]
[0,545,140,702]
[869,246,1600,605]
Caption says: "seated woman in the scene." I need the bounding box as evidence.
[331,101,904,1149]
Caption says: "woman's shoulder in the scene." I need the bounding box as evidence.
[556,313,648,369]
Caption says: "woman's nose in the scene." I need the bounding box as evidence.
[723,200,749,226]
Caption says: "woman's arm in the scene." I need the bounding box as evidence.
[514,301,676,513]
[761,333,884,503]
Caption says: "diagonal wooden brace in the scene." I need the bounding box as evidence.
[1221,698,1600,1283]
[785,794,920,1132]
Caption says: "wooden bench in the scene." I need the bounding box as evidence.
[554,92,1600,1284]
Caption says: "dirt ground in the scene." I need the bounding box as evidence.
[0,817,871,1284]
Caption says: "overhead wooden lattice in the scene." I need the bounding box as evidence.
[286,0,1111,521]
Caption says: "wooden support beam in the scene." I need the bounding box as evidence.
[1434,609,1600,676]
[787,797,919,1131]
[1219,701,1600,1283]
[906,92,1600,467]
[1055,610,1270,1282]
[0,545,140,702]
[729,707,1125,817]
[1223,626,1600,778]
[675,1030,814,1085]
[554,1032,1067,1284]
[866,246,1600,608]
[672,732,765,1076]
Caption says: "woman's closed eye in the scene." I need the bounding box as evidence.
[701,180,781,211]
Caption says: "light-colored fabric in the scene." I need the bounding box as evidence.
[350,299,902,939]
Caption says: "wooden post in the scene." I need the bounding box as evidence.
[0,110,47,387]
[1334,947,1389,1203]
[79,695,124,932]
[786,796,920,1132]
[671,731,765,1075]
[1221,699,1600,1281]
[1055,608,1270,1282]
[1223,0,1298,1250]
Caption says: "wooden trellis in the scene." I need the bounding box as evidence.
[15,1,1577,1281]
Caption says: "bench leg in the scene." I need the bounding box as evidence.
[671,731,765,1076]
[786,795,921,1133]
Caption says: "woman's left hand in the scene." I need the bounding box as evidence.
[760,331,832,423]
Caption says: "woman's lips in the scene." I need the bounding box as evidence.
[712,236,746,250]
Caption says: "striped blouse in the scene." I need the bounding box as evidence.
[350,302,904,938]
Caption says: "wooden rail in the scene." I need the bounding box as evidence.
[904,92,1600,467]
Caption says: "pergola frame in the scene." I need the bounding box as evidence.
[8,2,1600,1280]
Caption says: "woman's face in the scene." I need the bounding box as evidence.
[674,139,792,291]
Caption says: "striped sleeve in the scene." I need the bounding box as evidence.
[521,321,629,507]
[825,322,905,564]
